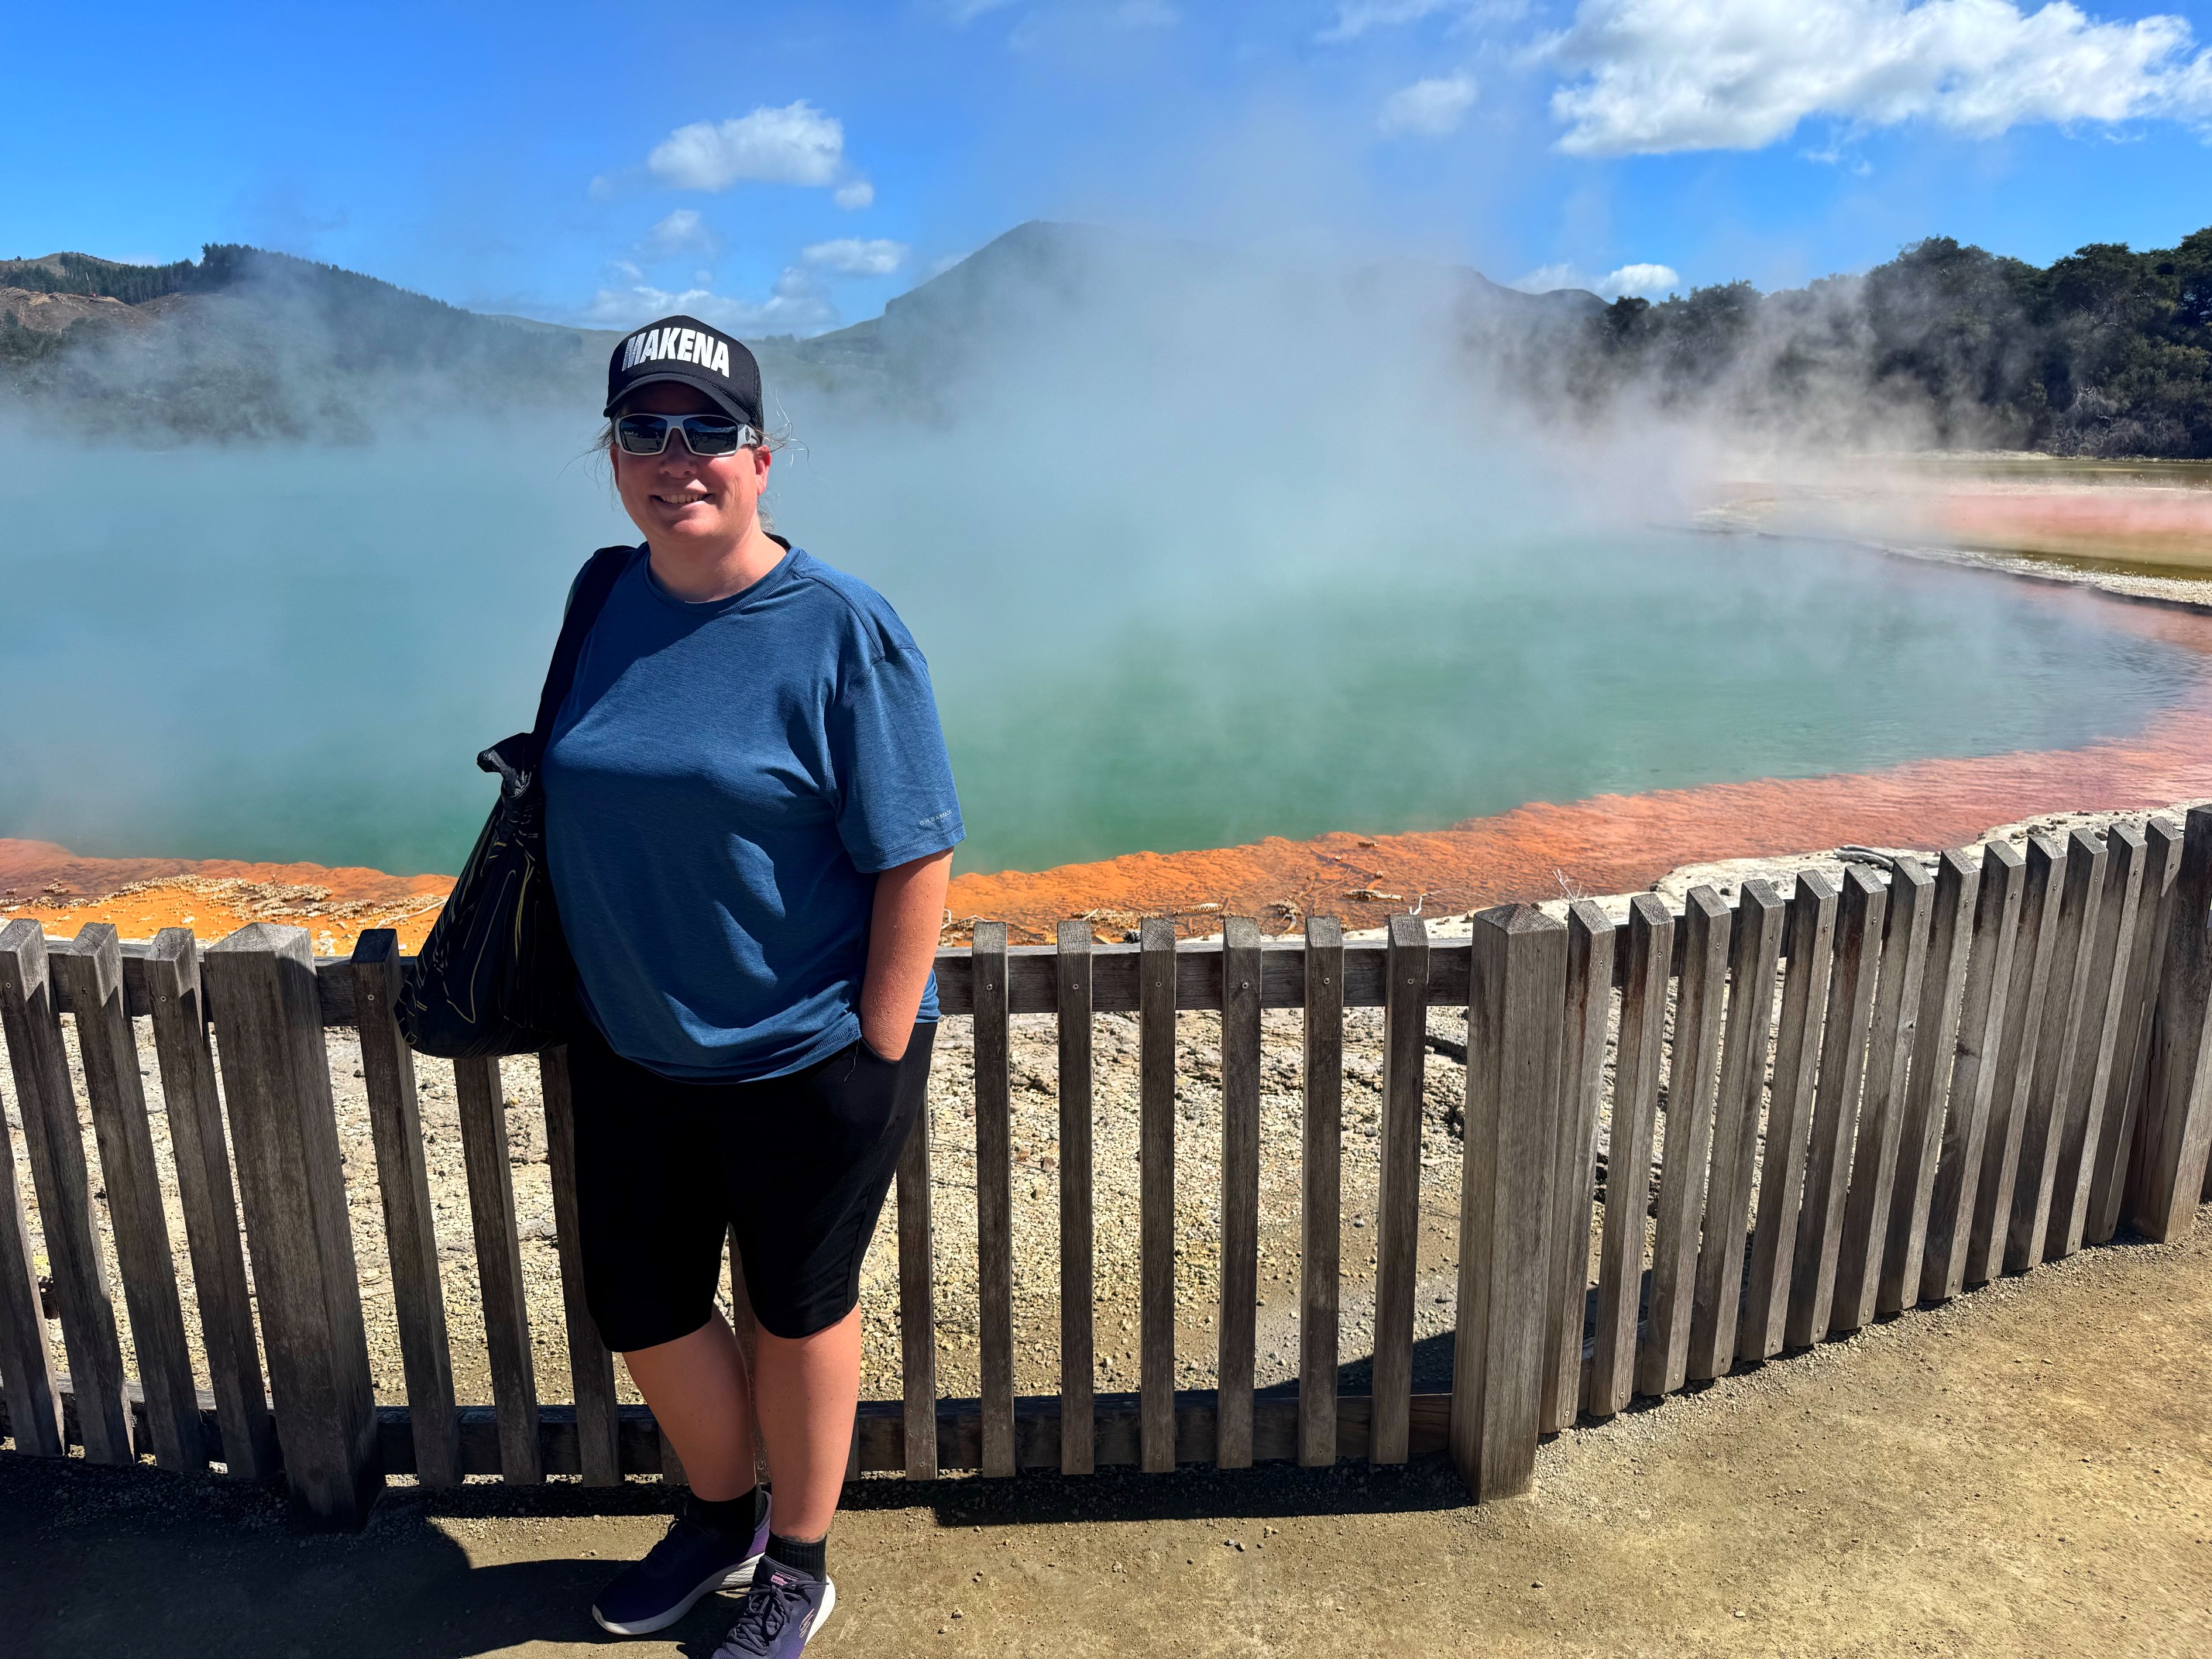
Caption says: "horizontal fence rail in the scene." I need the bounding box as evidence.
[3,811,2211,1527]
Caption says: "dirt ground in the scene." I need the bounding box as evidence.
[5,1209,2206,1659]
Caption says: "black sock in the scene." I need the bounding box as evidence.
[690,1485,764,1539]
[765,1531,827,1579]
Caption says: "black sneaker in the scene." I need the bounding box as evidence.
[591,1494,771,1636]
[711,1561,836,1656]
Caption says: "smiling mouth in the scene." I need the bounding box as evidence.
[651,491,711,509]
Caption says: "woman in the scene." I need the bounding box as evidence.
[544,314,960,1657]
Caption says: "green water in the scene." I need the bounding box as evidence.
[1,420,2196,878]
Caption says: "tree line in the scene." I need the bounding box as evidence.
[1540,226,2212,458]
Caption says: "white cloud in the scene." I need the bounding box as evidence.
[1317,0,1523,42]
[1598,261,1679,297]
[833,178,876,210]
[802,238,911,276]
[579,266,840,336]
[1379,72,1480,135]
[641,208,715,258]
[1547,0,2212,156]
[1511,259,1680,297]
[648,101,848,191]
[941,0,1015,22]
[1511,263,1582,293]
[1319,0,1456,43]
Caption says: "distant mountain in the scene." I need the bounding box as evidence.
[8,221,2210,455]
[1,245,618,440]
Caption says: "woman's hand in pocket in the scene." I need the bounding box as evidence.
[858,1022,908,1063]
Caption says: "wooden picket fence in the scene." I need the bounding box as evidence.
[2,810,2210,1527]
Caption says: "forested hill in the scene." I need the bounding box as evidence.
[1542,228,2212,458]
[0,245,617,441]
[4,225,2210,455]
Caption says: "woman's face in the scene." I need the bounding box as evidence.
[610,381,772,554]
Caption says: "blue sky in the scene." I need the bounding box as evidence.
[6,0,2211,335]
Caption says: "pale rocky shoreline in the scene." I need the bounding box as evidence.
[6,795,2197,1447]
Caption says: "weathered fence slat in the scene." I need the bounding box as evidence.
[894,1025,939,1481]
[1370,914,1428,1461]
[2010,830,2107,1273]
[971,921,1016,1478]
[2052,824,2145,1259]
[2131,805,2212,1242]
[1739,871,1837,1364]
[1299,915,1345,1466]
[1641,886,1731,1396]
[1969,836,2062,1286]
[1589,894,1672,1414]
[1791,866,1886,1348]
[452,1054,543,1485]
[1829,857,1928,1333]
[1138,916,1177,1472]
[146,928,276,1480]
[202,922,380,1526]
[1689,880,1785,1383]
[0,928,64,1455]
[0,919,132,1465]
[1544,900,1616,1427]
[1217,916,1263,1469]
[1922,843,2023,1303]
[1880,847,1979,1316]
[1055,920,1096,1476]
[540,1044,620,1486]
[2090,816,2182,1245]
[347,932,462,1488]
[1453,903,1567,1500]
[52,925,204,1471]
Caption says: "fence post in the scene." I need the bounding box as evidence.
[202,922,381,1527]
[971,921,1015,1478]
[1298,915,1345,1465]
[1689,879,1784,1383]
[1544,899,1615,1427]
[2130,806,2212,1242]
[895,1038,939,1481]
[1055,919,1096,1476]
[1371,913,1427,1463]
[1589,894,1671,1415]
[1451,902,1567,1502]
[0,920,132,1463]
[454,1054,543,1485]
[2087,816,2179,1245]
[51,924,205,1471]
[1217,916,1263,1469]
[347,931,462,1486]
[0,928,64,1455]
[541,1043,621,1486]
[1138,916,1178,1472]
[146,928,278,1480]
[1922,842,2023,1303]
[1644,886,1730,1395]
[2052,823,2145,1259]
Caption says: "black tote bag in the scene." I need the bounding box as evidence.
[395,545,633,1058]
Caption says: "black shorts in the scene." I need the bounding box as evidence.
[566,1018,934,1347]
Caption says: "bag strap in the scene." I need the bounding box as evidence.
[527,544,635,747]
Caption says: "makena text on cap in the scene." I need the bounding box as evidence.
[620,325,733,379]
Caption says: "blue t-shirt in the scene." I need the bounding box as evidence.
[543,543,963,1082]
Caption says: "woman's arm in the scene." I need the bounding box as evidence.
[858,848,954,1060]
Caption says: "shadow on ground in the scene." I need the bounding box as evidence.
[0,1444,1469,1658]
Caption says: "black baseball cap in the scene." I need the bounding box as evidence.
[604,314,764,428]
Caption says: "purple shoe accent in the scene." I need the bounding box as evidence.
[712,1561,836,1657]
[591,1493,771,1637]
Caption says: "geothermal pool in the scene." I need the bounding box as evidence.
[2,421,2197,879]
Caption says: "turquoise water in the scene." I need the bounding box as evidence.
[0,419,2195,878]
